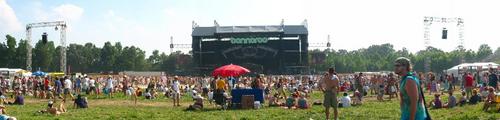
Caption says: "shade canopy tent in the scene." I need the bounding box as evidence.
[32,71,48,76]
[16,70,32,77]
[445,62,499,76]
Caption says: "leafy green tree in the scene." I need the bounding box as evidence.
[33,40,56,71]
[5,35,16,68]
[0,42,8,67]
[476,44,492,61]
[100,42,118,72]
[13,39,27,68]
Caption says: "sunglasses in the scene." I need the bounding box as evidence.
[394,64,403,67]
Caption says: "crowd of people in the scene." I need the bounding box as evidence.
[0,61,498,119]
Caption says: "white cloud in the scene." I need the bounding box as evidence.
[0,0,22,33]
[52,4,84,22]
[32,3,84,22]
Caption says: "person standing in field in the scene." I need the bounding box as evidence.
[88,77,96,95]
[488,68,498,90]
[55,77,62,99]
[355,73,364,96]
[320,68,340,120]
[388,73,398,100]
[105,76,114,98]
[394,57,428,120]
[63,76,74,100]
[172,76,181,107]
[95,78,101,98]
[464,72,475,99]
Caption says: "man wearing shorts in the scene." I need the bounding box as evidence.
[89,77,96,95]
[172,76,181,106]
[464,72,474,99]
[63,76,74,100]
[321,68,340,120]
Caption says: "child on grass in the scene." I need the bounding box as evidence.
[353,90,362,105]
[482,87,496,111]
[269,93,284,107]
[429,94,442,109]
[285,94,297,109]
[458,91,467,106]
[297,95,309,109]
[187,93,204,111]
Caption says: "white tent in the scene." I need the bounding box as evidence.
[0,68,25,78]
[445,62,499,76]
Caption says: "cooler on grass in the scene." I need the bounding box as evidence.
[241,95,254,109]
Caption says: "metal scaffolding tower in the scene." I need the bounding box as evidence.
[26,21,67,74]
[423,16,464,72]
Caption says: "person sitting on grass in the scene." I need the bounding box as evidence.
[0,105,6,114]
[150,88,158,99]
[352,90,362,105]
[0,114,16,120]
[126,85,133,96]
[187,93,204,111]
[207,89,214,105]
[285,94,297,109]
[74,94,88,109]
[429,94,443,109]
[339,92,351,108]
[268,93,282,107]
[458,91,467,106]
[136,88,143,97]
[297,95,309,109]
[58,99,67,113]
[480,83,489,99]
[144,89,153,100]
[0,90,6,105]
[482,87,496,111]
[5,92,23,105]
[443,91,456,108]
[38,100,65,115]
[0,101,15,120]
[469,89,481,105]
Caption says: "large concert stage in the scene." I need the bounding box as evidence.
[192,23,309,74]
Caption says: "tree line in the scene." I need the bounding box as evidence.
[1,34,499,74]
[309,43,500,73]
[0,35,193,74]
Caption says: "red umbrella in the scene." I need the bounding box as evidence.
[212,64,251,77]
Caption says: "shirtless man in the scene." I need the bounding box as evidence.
[320,68,340,120]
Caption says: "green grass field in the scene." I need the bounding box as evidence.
[4,91,499,120]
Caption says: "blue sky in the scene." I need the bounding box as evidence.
[1,0,500,56]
